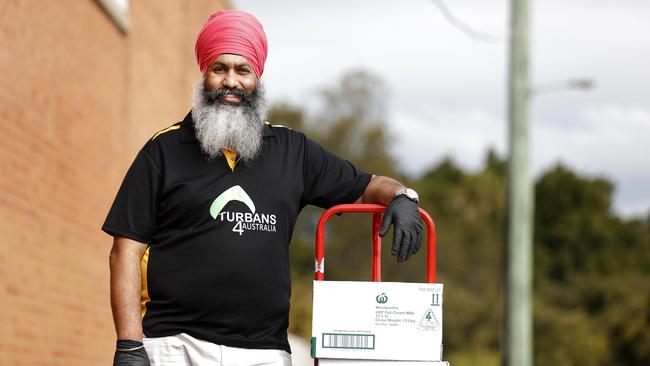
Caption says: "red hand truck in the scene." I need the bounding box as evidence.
[313,204,437,365]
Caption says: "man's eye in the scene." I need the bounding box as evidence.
[238,69,250,75]
[213,67,225,73]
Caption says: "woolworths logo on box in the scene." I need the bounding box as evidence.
[375,293,388,304]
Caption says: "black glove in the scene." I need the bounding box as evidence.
[379,195,423,262]
[113,340,150,366]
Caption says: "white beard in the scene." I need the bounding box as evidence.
[191,80,268,163]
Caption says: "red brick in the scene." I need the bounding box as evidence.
[0,1,231,364]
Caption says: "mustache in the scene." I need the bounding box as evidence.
[203,87,255,106]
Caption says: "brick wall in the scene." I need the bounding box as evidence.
[0,1,229,364]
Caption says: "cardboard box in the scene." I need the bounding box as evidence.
[318,359,450,366]
[312,281,443,361]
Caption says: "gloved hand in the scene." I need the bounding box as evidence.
[113,340,150,366]
[379,195,423,262]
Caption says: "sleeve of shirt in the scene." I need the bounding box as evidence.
[301,134,373,209]
[102,147,162,244]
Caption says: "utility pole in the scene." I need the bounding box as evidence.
[505,0,533,365]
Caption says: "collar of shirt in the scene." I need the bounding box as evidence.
[179,111,275,144]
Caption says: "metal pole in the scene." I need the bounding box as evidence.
[505,0,533,365]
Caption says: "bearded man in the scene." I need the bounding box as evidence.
[104,10,423,366]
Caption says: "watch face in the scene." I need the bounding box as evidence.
[396,188,419,203]
[405,188,419,200]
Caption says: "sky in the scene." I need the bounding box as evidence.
[233,0,650,217]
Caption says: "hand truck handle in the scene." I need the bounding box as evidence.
[314,204,436,283]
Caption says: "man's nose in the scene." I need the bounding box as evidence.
[223,70,239,88]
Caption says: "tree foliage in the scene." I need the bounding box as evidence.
[268,70,650,365]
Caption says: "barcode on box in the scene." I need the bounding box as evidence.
[322,333,375,349]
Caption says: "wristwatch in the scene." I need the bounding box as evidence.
[394,187,419,204]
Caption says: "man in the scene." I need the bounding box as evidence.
[104,10,423,366]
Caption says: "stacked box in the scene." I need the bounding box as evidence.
[312,281,444,362]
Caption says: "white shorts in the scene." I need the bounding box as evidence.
[143,333,292,366]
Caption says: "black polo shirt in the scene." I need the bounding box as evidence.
[102,111,372,352]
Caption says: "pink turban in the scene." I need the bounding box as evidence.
[195,10,268,78]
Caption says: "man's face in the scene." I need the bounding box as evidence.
[191,53,268,164]
[204,53,258,103]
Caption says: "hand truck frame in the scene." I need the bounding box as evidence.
[313,203,437,365]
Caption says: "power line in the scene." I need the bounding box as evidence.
[429,0,504,44]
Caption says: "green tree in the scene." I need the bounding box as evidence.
[535,164,618,281]
[269,70,650,366]
[534,164,650,365]
[414,150,507,363]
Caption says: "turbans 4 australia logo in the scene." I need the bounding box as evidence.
[209,185,277,235]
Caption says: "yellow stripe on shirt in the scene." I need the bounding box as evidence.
[264,121,291,129]
[152,125,180,140]
[140,246,150,319]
